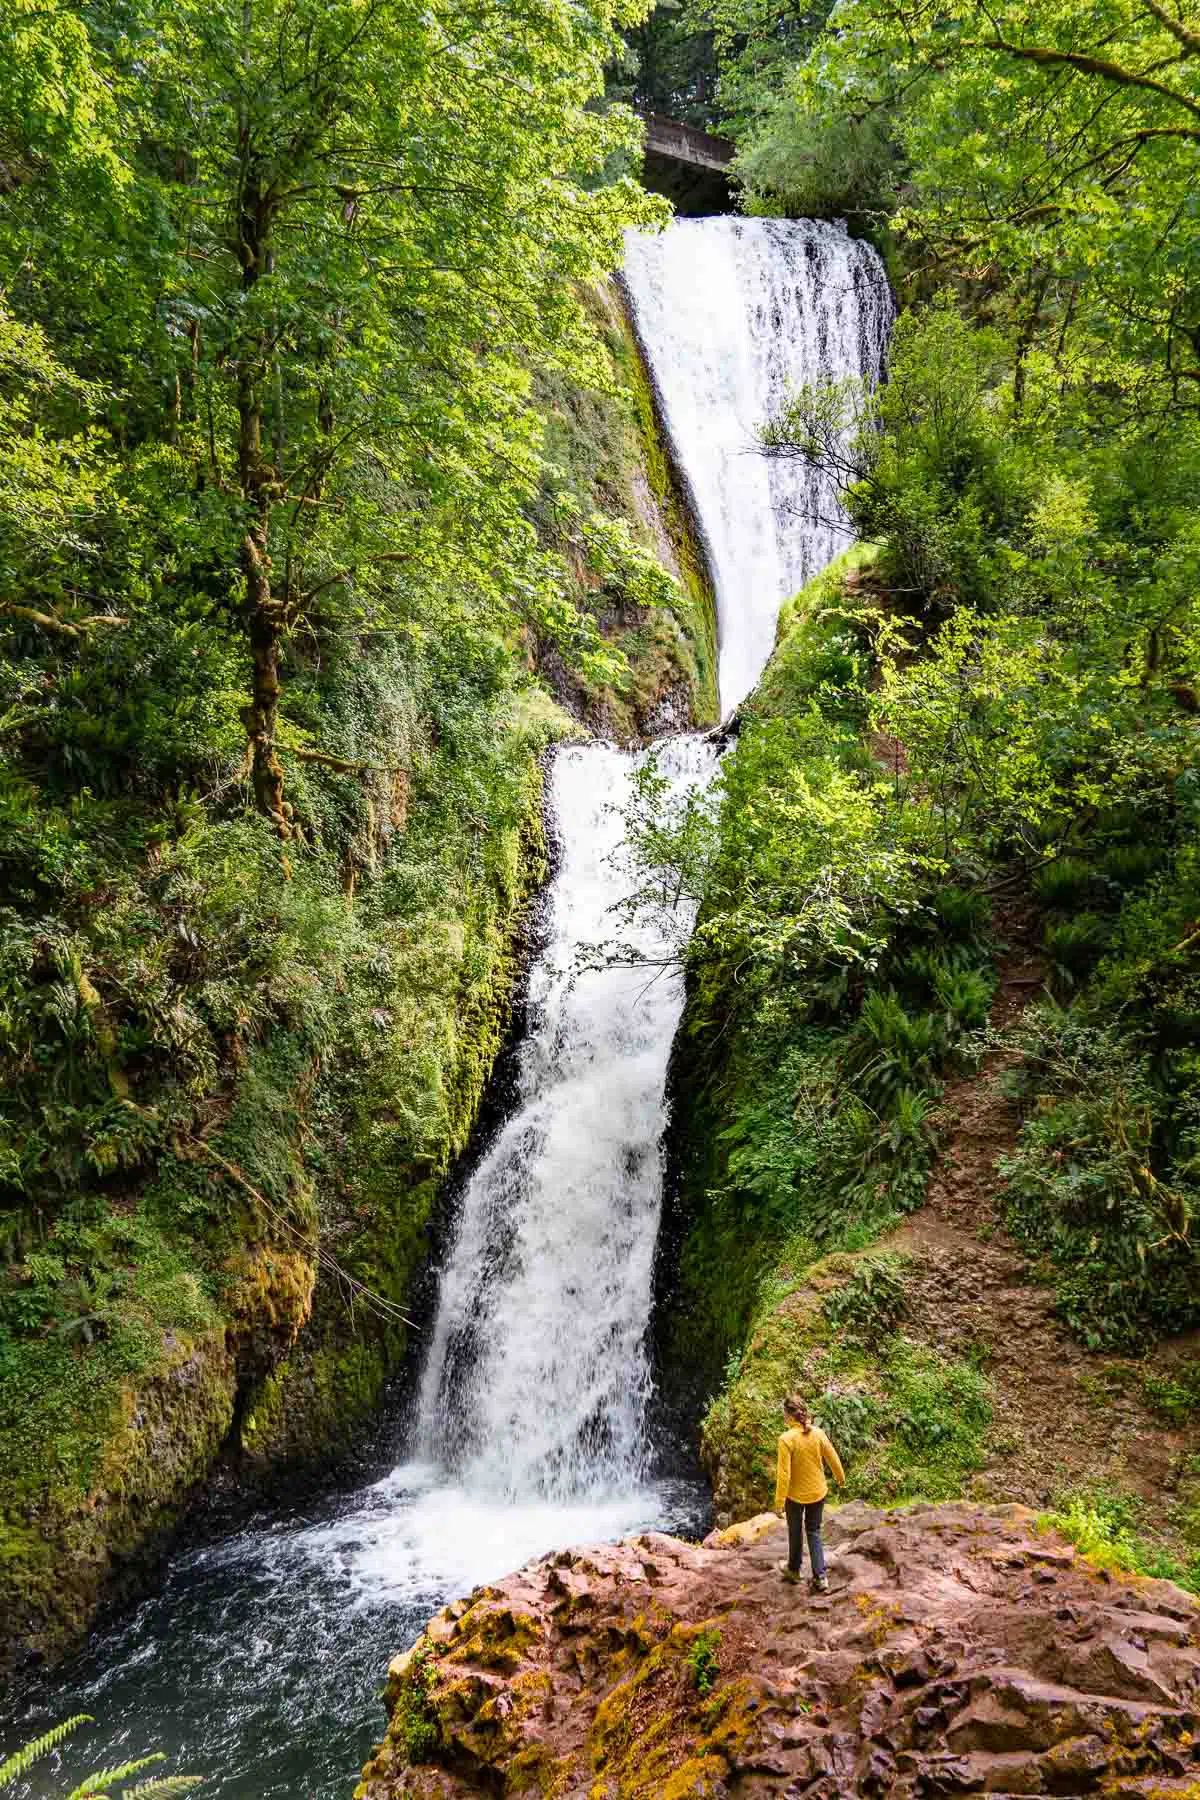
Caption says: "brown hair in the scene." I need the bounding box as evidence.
[783,1393,811,1430]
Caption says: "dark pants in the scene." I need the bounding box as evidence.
[785,1498,826,1577]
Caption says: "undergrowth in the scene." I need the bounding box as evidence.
[998,843,1200,1348]
[1041,1490,1200,1596]
[660,547,996,1376]
[702,1248,993,1515]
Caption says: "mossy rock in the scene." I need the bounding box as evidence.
[701,1242,992,1523]
[0,1328,237,1671]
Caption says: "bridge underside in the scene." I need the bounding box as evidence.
[642,148,733,215]
[639,113,736,216]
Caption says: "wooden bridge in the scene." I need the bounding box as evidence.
[638,111,736,215]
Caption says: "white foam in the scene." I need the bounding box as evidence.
[415,737,717,1503]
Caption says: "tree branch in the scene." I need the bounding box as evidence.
[277,741,407,775]
[0,602,128,639]
[1142,0,1200,56]
[299,548,413,606]
[968,34,1200,119]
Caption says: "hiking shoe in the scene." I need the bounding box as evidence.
[812,1573,830,1594]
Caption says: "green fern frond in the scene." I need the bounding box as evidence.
[120,1779,203,1798]
[0,1716,94,1786]
[66,1754,164,1798]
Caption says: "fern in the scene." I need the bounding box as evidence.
[67,1756,165,1798]
[0,1723,199,1800]
[120,1780,203,1798]
[0,1716,93,1786]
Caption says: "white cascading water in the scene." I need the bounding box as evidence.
[623,216,893,714]
[409,215,892,1534]
[6,219,894,1800]
[416,736,715,1499]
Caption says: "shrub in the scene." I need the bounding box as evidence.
[841,990,946,1111]
[685,1629,721,1696]
[823,1255,908,1342]
[1043,912,1113,978]
[931,885,992,942]
[1141,1365,1200,1424]
[815,1387,887,1455]
[1097,843,1163,892]
[933,965,994,1032]
[1032,856,1095,909]
[391,1651,440,1763]
[1000,1013,1200,1347]
[1041,1491,1199,1594]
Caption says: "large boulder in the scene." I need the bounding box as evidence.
[356,1500,1200,1798]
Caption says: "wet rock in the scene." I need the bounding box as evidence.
[356,1501,1200,1798]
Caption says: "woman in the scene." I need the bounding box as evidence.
[774,1393,845,1591]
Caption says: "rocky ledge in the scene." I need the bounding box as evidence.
[357,1500,1200,1798]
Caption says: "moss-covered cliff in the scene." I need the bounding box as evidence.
[0,680,567,1670]
[530,279,719,737]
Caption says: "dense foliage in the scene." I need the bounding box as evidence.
[0,0,715,1660]
[618,0,1200,1368]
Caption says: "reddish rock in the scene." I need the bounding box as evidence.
[356,1501,1200,1798]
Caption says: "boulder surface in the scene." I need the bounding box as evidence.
[356,1500,1200,1798]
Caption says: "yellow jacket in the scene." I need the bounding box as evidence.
[775,1425,845,1509]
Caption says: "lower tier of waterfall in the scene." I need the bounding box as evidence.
[0,739,713,1800]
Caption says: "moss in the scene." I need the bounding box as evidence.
[226,693,564,1478]
[616,292,719,728]
[0,1328,237,1668]
[446,1602,543,1674]
[588,1625,761,1797]
[532,279,718,736]
[700,1244,993,1520]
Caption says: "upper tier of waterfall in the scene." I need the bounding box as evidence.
[623,216,893,715]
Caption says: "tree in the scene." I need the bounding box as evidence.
[744,0,1200,415]
[2,0,665,833]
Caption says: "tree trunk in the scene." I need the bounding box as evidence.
[240,526,289,831]
[233,60,291,834]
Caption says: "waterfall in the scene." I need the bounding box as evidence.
[415,218,894,1509]
[623,217,893,714]
[7,221,894,1800]
[416,736,715,1498]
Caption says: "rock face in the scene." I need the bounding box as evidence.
[357,1501,1200,1798]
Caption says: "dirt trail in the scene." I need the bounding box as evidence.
[885,897,1200,1533]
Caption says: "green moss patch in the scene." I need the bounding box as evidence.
[701,1244,992,1520]
[529,280,718,736]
